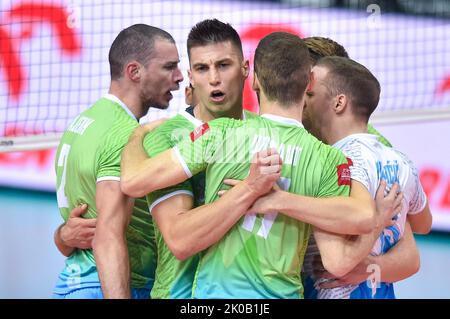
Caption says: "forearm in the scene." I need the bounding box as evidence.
[93,231,130,298]
[95,180,133,298]
[122,141,187,198]
[272,190,374,235]
[408,203,432,235]
[170,182,259,260]
[368,223,420,283]
[315,221,383,278]
[340,226,383,273]
[54,224,75,257]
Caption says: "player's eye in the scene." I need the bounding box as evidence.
[164,63,177,70]
[196,65,207,72]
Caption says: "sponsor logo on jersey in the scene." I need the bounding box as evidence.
[190,123,210,142]
[337,162,351,186]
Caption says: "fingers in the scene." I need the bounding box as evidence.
[69,203,88,218]
[219,179,243,197]
[375,180,387,202]
[393,191,404,210]
[223,179,241,186]
[391,191,404,219]
[258,154,282,166]
[260,165,281,175]
[253,148,282,166]
[385,182,399,201]
[272,183,281,191]
[84,218,97,227]
[78,236,94,249]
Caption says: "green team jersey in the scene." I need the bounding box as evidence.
[143,107,257,299]
[53,94,156,294]
[175,113,351,299]
[367,124,392,147]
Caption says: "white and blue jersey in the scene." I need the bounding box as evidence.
[303,133,427,299]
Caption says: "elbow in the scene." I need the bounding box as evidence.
[321,255,351,278]
[121,178,146,198]
[414,226,431,235]
[411,253,421,276]
[412,217,433,235]
[165,232,193,261]
[60,249,73,258]
[167,241,191,261]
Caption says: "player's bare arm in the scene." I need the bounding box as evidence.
[220,179,398,235]
[313,182,403,277]
[408,202,432,235]
[93,180,134,298]
[152,150,281,261]
[318,221,420,288]
[121,119,189,198]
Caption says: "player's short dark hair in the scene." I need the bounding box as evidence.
[109,24,174,80]
[316,56,380,121]
[254,32,311,107]
[304,36,349,64]
[187,19,243,60]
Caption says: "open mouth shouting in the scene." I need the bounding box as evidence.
[210,90,225,103]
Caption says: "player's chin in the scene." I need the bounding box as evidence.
[152,98,171,110]
[152,103,170,110]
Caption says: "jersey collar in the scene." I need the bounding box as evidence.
[261,113,304,128]
[179,108,204,127]
[103,93,137,121]
[333,133,379,149]
[180,107,247,126]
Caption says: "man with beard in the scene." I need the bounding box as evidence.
[52,24,183,298]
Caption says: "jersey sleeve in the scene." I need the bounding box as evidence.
[96,130,131,182]
[405,159,428,215]
[174,120,227,177]
[144,123,194,213]
[143,119,194,157]
[339,140,373,195]
[316,147,351,198]
[146,181,193,214]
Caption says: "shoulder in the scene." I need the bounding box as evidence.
[243,109,259,119]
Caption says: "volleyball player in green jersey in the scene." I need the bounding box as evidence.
[304,37,392,148]
[140,108,256,299]
[125,19,258,298]
[52,24,183,298]
[122,33,401,298]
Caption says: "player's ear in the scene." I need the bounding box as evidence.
[188,69,194,88]
[252,72,260,92]
[334,94,348,114]
[126,61,141,82]
[242,59,250,79]
[306,71,315,92]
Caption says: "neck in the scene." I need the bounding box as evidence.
[109,81,146,120]
[259,93,304,124]
[323,117,368,145]
[194,103,243,122]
